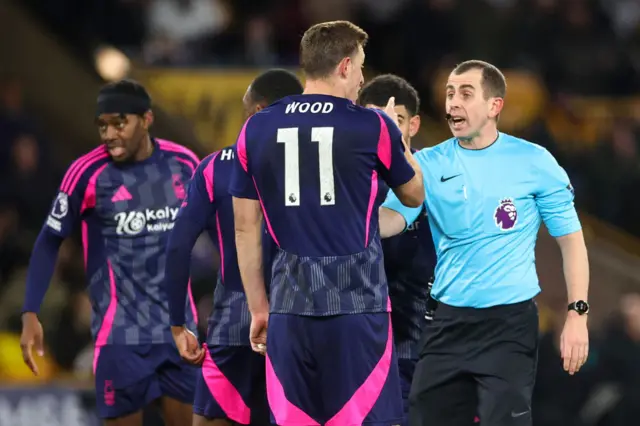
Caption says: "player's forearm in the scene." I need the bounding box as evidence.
[556,230,589,303]
[236,227,268,314]
[22,228,64,314]
[233,198,269,314]
[395,152,424,208]
[379,207,407,238]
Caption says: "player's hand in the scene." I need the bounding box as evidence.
[384,97,399,126]
[20,312,45,376]
[250,312,268,355]
[560,311,589,375]
[171,325,205,365]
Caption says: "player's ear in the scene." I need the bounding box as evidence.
[409,115,421,138]
[142,111,154,130]
[489,97,504,120]
[337,56,351,80]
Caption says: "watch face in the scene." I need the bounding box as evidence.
[575,301,589,313]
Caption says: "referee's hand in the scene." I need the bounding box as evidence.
[560,311,589,375]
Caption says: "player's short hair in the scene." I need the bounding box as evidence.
[452,60,506,100]
[358,74,420,116]
[99,79,151,102]
[250,69,304,106]
[96,79,151,116]
[300,21,368,80]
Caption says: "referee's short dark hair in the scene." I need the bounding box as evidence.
[358,74,420,116]
[250,69,303,106]
[453,60,507,100]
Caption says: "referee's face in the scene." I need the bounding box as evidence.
[445,69,489,139]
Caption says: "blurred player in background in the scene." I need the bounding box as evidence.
[20,80,200,426]
[230,20,424,426]
[359,74,435,425]
[165,69,303,426]
[382,60,589,426]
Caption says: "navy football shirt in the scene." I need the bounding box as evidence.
[44,139,199,346]
[229,94,415,316]
[381,197,435,359]
[166,146,274,346]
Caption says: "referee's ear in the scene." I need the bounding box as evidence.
[489,97,504,120]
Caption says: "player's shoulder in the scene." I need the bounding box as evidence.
[60,145,112,194]
[156,138,200,167]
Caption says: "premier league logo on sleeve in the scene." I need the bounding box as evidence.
[494,198,517,231]
[51,192,69,219]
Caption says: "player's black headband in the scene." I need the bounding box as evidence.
[95,93,151,117]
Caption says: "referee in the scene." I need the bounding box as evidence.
[380,60,590,426]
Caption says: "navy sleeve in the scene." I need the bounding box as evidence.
[166,155,216,326]
[374,110,416,188]
[23,153,103,313]
[22,228,64,313]
[229,119,259,200]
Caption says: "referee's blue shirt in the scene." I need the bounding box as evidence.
[382,132,581,308]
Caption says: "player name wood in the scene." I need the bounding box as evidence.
[285,101,334,114]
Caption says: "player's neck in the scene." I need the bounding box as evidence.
[457,124,499,150]
[134,135,155,162]
[303,79,347,99]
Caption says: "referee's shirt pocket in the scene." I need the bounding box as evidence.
[429,175,471,237]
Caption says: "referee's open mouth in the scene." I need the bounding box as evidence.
[448,115,467,130]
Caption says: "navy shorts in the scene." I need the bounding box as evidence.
[193,344,269,425]
[266,312,403,426]
[398,358,416,426]
[94,343,198,419]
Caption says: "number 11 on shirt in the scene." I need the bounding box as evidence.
[277,127,335,207]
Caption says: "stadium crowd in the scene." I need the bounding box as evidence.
[0,0,639,425]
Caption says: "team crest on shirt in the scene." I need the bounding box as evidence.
[172,174,186,200]
[50,192,69,219]
[494,198,517,231]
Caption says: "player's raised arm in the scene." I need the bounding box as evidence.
[21,148,109,375]
[534,148,589,375]
[376,98,424,208]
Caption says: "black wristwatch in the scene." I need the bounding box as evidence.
[568,300,590,315]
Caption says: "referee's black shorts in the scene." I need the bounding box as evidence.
[409,299,539,426]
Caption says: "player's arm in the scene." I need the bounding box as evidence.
[21,161,92,374]
[229,122,268,316]
[375,103,424,208]
[232,197,266,313]
[379,188,423,238]
[378,147,427,238]
[166,157,215,328]
[535,148,589,374]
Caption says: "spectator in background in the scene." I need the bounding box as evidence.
[144,0,230,65]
